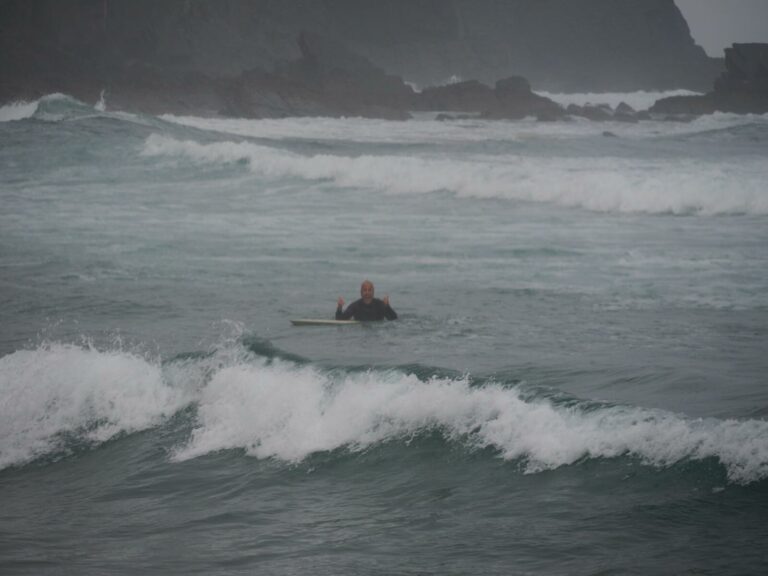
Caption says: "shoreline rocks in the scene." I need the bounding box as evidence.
[413,76,565,121]
[650,43,768,117]
[2,4,764,124]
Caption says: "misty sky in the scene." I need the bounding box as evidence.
[676,0,768,56]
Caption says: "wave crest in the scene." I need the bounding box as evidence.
[4,340,765,484]
[0,93,107,123]
[173,356,768,484]
[141,134,768,215]
[0,343,190,469]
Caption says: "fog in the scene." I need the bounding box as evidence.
[677,0,768,56]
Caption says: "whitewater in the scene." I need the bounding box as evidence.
[1,93,767,575]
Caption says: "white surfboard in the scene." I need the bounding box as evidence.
[290,318,361,326]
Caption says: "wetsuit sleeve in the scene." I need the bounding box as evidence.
[384,304,397,320]
[336,302,355,320]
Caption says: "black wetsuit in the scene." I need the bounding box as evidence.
[336,298,398,321]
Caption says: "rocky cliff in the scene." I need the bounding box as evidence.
[1,0,721,100]
[650,43,768,117]
[334,0,721,91]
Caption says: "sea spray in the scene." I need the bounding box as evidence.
[3,89,768,576]
[142,133,768,215]
[0,100,38,123]
[540,89,702,111]
[0,343,190,469]
[172,354,768,484]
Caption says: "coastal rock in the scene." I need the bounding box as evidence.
[219,32,415,119]
[650,43,768,117]
[0,0,722,110]
[712,43,768,114]
[415,76,564,120]
[648,94,716,117]
[495,76,533,98]
[416,80,498,113]
[566,104,613,122]
[220,68,322,119]
[612,102,639,123]
[291,31,415,112]
[486,76,565,120]
[334,0,721,92]
[564,102,645,123]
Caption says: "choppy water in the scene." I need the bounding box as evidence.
[1,93,767,575]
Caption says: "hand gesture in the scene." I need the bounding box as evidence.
[337,296,345,308]
[382,295,390,306]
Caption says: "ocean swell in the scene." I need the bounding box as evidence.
[0,343,190,470]
[141,134,768,215]
[3,341,766,484]
[173,354,768,484]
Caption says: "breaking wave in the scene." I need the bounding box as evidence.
[541,89,703,111]
[0,343,192,469]
[2,340,767,484]
[0,99,39,122]
[141,133,768,215]
[171,352,768,484]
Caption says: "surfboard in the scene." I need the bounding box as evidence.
[290,319,361,326]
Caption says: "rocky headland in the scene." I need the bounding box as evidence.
[2,1,764,121]
[650,43,768,117]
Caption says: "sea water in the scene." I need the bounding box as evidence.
[1,93,767,575]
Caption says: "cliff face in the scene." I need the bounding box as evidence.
[1,0,721,105]
[650,43,768,116]
[330,0,721,91]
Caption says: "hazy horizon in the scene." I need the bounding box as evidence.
[677,0,768,57]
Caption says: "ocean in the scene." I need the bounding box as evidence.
[1,93,767,575]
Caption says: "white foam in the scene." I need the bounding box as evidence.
[0,93,114,124]
[173,358,768,484]
[0,100,38,122]
[161,113,532,144]
[95,89,107,112]
[141,134,768,215]
[541,89,703,111]
[0,343,190,469]
[2,341,765,483]
[170,106,768,158]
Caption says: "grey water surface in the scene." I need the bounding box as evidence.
[1,95,767,575]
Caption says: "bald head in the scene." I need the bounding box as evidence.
[360,280,374,303]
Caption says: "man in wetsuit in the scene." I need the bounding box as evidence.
[336,280,398,321]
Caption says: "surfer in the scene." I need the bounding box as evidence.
[336,280,397,321]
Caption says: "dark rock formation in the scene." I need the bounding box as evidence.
[650,43,768,116]
[220,68,328,120]
[324,0,721,92]
[487,76,565,120]
[416,81,499,113]
[276,31,415,117]
[216,31,415,119]
[713,43,768,114]
[648,94,716,117]
[566,104,614,122]
[563,101,649,122]
[1,0,722,111]
[414,76,565,120]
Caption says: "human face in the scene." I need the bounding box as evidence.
[360,281,374,303]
